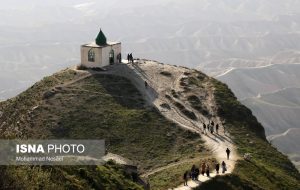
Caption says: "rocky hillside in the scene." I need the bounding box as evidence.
[0,60,299,190]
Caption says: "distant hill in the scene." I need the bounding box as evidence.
[217,63,300,99]
[217,63,300,172]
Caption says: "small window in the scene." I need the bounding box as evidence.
[88,49,95,62]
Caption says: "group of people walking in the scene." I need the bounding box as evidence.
[202,120,223,135]
[183,148,231,186]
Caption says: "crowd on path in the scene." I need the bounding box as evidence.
[183,148,231,186]
[202,120,226,135]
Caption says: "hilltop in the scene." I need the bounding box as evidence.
[0,60,299,190]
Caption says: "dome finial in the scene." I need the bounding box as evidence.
[95,28,107,46]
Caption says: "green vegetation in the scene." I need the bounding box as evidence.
[187,73,206,88]
[1,66,299,189]
[171,89,179,98]
[0,161,143,190]
[212,80,265,138]
[169,89,198,120]
[195,79,300,190]
[0,69,206,189]
[173,101,197,121]
[187,95,209,116]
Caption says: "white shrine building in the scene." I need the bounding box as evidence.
[80,29,121,68]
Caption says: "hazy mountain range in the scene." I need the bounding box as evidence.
[0,0,300,170]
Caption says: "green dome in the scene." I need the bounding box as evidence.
[95,29,107,46]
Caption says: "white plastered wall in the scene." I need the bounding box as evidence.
[81,43,122,68]
[81,46,103,68]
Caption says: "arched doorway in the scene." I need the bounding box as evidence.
[88,48,95,62]
[109,49,114,64]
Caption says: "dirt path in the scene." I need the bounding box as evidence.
[141,156,212,179]
[119,60,239,189]
[173,131,237,190]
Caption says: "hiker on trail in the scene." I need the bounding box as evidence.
[226,148,231,160]
[210,125,214,134]
[211,120,214,126]
[145,81,148,89]
[195,168,200,181]
[190,165,196,180]
[215,163,220,174]
[222,161,227,173]
[206,164,210,177]
[201,162,206,175]
[207,124,210,132]
[183,171,188,186]
[216,124,219,134]
[203,123,207,134]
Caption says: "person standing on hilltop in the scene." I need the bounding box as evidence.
[117,53,122,63]
[130,53,134,63]
[127,53,130,63]
[226,148,231,160]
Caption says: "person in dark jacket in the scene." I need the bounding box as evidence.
[222,161,227,173]
[127,54,130,63]
[183,171,188,186]
[226,148,231,160]
[117,53,122,63]
[129,53,134,63]
[195,168,199,181]
[190,165,196,180]
[203,123,207,134]
[206,164,210,177]
[215,163,220,174]
[201,162,206,175]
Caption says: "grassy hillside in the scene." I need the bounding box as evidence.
[0,161,143,190]
[194,78,300,190]
[0,69,206,189]
[1,67,299,190]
